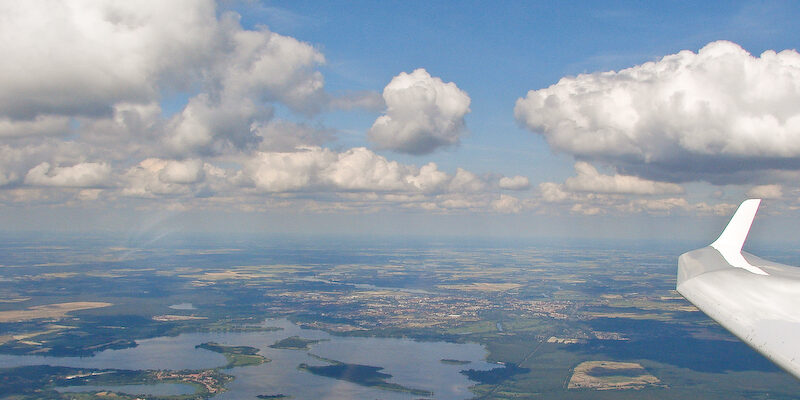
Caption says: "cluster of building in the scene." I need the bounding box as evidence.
[152,369,226,394]
[266,285,577,330]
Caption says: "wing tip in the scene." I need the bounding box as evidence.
[709,198,768,275]
[710,198,761,253]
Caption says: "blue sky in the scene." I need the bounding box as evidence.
[1,1,799,240]
[229,0,800,179]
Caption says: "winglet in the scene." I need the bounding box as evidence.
[710,199,768,275]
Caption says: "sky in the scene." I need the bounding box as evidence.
[1,0,800,241]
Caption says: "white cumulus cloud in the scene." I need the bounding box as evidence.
[162,15,327,154]
[0,0,335,157]
[243,147,457,194]
[492,194,523,213]
[164,94,265,154]
[121,158,226,197]
[0,1,541,215]
[368,69,470,155]
[533,163,718,217]
[24,162,112,188]
[244,148,335,192]
[448,168,486,193]
[0,1,217,120]
[325,147,418,192]
[564,162,683,195]
[214,19,327,114]
[159,159,205,184]
[498,175,531,190]
[623,197,690,214]
[746,184,783,199]
[539,182,571,203]
[515,41,800,183]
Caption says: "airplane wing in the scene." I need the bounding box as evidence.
[678,199,800,379]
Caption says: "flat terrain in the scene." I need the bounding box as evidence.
[2,233,800,399]
[0,302,112,323]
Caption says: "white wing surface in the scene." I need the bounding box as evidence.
[678,199,800,378]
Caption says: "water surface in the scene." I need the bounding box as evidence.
[0,319,494,399]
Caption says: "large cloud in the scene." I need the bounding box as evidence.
[368,69,470,155]
[0,1,217,120]
[0,0,332,157]
[215,20,326,114]
[515,41,800,183]
[161,11,327,154]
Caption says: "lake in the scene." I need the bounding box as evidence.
[0,318,496,399]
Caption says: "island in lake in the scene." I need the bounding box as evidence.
[269,336,323,350]
[441,358,471,365]
[196,342,269,368]
[299,357,432,396]
[460,363,530,385]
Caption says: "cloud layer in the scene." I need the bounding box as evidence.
[0,0,524,215]
[245,147,455,193]
[368,69,471,155]
[564,162,683,195]
[515,41,800,183]
[1,5,773,219]
[532,162,733,216]
[25,162,111,188]
[746,184,783,199]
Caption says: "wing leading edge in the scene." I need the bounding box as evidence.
[678,199,800,379]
